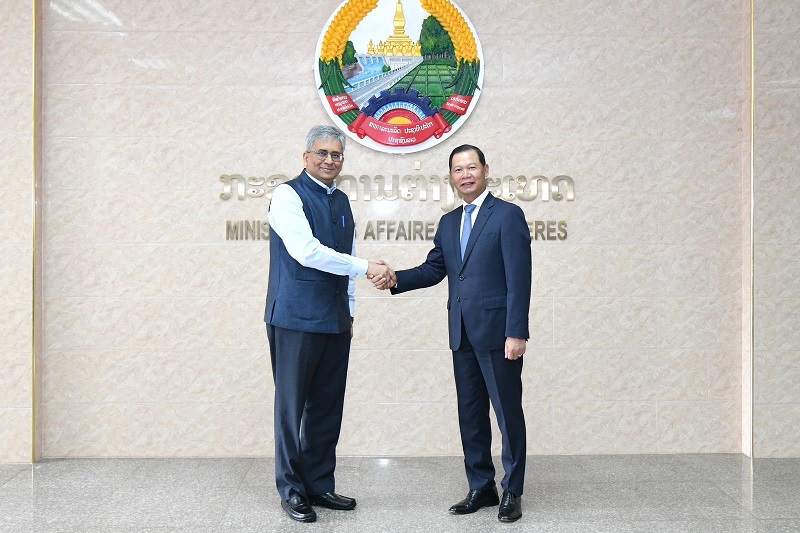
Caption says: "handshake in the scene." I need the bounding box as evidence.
[367,260,396,290]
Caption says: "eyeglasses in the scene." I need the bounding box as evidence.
[307,149,344,162]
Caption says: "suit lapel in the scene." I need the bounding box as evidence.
[451,206,464,265]
[460,194,494,269]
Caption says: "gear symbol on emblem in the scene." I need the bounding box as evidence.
[361,88,438,121]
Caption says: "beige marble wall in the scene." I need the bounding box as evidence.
[753,1,800,458]
[0,0,34,463]
[30,0,755,458]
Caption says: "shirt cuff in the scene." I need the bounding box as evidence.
[351,257,369,277]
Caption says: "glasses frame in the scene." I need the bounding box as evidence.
[307,149,344,162]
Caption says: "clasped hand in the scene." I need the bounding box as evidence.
[367,260,396,290]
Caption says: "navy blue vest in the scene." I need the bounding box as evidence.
[264,171,355,334]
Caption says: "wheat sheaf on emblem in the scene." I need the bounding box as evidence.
[318,0,480,127]
[419,0,480,124]
[318,0,380,124]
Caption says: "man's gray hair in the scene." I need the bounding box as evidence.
[305,125,346,152]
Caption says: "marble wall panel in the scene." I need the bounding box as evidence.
[128,0,321,32]
[42,350,271,404]
[754,404,800,458]
[470,87,659,144]
[481,0,663,37]
[43,30,319,87]
[0,0,33,464]
[532,245,606,297]
[30,0,753,458]
[0,244,32,302]
[0,299,32,355]
[755,132,800,192]
[0,351,31,408]
[657,400,740,453]
[659,85,744,142]
[657,191,742,245]
[0,84,30,137]
[655,138,745,194]
[0,191,34,243]
[709,350,743,402]
[754,298,800,352]
[0,27,32,85]
[0,0,32,27]
[529,297,555,351]
[0,408,31,463]
[658,296,740,351]
[503,35,608,89]
[659,37,745,89]
[43,243,268,298]
[554,297,663,350]
[524,402,556,455]
[42,0,132,30]
[754,193,800,246]
[756,88,800,133]
[753,0,800,457]
[234,402,273,457]
[42,84,132,137]
[350,295,450,352]
[43,296,268,352]
[338,402,462,456]
[346,350,456,405]
[754,350,800,404]
[755,245,800,299]
[754,35,800,90]
[603,350,709,402]
[42,136,185,190]
[42,189,272,244]
[42,402,238,457]
[552,401,658,454]
[523,349,607,403]
[566,191,660,245]
[756,1,800,36]
[659,0,745,38]
[0,137,33,188]
[606,245,713,297]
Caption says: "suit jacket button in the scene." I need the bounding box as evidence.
[456,297,460,302]
[459,275,465,281]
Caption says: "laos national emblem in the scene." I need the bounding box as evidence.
[315,0,483,154]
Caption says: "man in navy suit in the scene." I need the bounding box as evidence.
[379,144,531,522]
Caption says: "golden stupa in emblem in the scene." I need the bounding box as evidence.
[367,0,422,57]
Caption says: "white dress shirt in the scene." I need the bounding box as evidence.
[268,173,368,316]
[460,188,491,239]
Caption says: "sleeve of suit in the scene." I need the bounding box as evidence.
[390,221,448,294]
[501,205,532,340]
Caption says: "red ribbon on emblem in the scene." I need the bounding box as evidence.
[441,94,473,116]
[348,113,452,146]
[326,94,359,115]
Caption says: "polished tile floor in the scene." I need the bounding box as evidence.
[1,454,799,532]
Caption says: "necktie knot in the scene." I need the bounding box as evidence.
[460,204,476,259]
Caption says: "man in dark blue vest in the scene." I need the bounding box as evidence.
[265,125,395,523]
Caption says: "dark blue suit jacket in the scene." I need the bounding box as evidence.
[392,193,532,351]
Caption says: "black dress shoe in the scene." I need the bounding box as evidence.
[498,490,522,522]
[308,492,357,510]
[449,487,500,514]
[281,494,317,522]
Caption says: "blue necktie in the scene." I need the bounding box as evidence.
[461,204,476,259]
